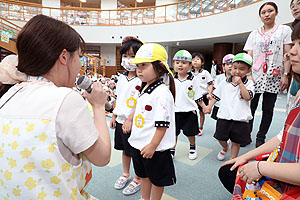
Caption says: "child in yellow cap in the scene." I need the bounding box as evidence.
[128,43,176,200]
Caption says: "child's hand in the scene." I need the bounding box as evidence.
[141,143,156,159]
[207,93,212,100]
[110,115,116,129]
[203,106,211,114]
[122,118,133,134]
[233,76,242,85]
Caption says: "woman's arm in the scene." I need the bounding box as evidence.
[83,82,111,166]
[280,44,292,91]
[222,136,280,171]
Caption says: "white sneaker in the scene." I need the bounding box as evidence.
[217,148,228,161]
[122,180,141,195]
[188,147,197,160]
[114,175,131,189]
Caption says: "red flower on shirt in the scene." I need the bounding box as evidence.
[188,86,193,90]
[135,85,141,90]
[202,77,206,79]
[145,105,152,111]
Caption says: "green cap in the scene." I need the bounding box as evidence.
[233,53,253,66]
[173,50,192,62]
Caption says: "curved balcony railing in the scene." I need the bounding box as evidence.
[0,0,261,26]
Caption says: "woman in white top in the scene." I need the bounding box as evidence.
[244,2,292,147]
[0,15,110,199]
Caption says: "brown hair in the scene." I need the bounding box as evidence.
[291,22,300,83]
[16,14,85,76]
[259,2,278,15]
[152,61,176,101]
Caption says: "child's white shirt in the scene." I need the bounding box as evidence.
[128,81,176,151]
[212,76,255,122]
[192,69,213,95]
[174,72,205,112]
[214,73,227,107]
[113,72,141,124]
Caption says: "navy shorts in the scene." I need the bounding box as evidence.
[175,111,199,136]
[114,121,133,157]
[197,95,209,112]
[131,148,176,187]
[214,119,251,145]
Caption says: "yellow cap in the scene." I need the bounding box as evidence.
[131,43,173,75]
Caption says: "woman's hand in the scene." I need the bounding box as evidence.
[85,82,107,109]
[280,75,289,92]
[239,161,262,184]
[222,155,248,171]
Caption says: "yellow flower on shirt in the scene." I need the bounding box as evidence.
[8,158,16,168]
[41,119,51,124]
[71,187,78,200]
[12,128,19,136]
[53,189,62,197]
[12,188,21,196]
[48,144,55,152]
[4,170,12,181]
[25,177,36,190]
[26,123,34,132]
[50,176,61,184]
[62,163,71,172]
[0,179,4,186]
[71,171,77,179]
[41,159,55,169]
[38,132,48,142]
[11,141,18,150]
[2,124,10,135]
[24,162,36,173]
[37,191,47,200]
[0,147,4,158]
[20,147,32,159]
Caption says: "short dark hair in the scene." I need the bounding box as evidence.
[16,14,85,76]
[259,2,278,15]
[119,39,143,65]
[192,53,205,65]
[233,61,252,69]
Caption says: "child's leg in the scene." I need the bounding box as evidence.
[230,142,240,159]
[122,151,131,176]
[218,140,229,150]
[140,177,152,200]
[187,136,195,146]
[151,185,164,200]
[199,111,205,129]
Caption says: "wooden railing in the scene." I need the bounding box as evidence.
[0,0,261,26]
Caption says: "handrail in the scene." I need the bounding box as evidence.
[0,0,262,26]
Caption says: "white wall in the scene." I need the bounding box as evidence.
[100,45,116,66]
[42,0,60,17]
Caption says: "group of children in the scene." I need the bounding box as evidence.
[107,35,255,200]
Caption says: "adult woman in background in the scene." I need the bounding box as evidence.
[244,2,292,147]
[0,15,110,199]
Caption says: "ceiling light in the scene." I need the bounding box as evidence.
[136,0,143,3]
[80,0,87,2]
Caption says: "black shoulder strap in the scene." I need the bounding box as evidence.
[0,87,23,110]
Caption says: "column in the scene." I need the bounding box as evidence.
[101,0,117,23]
[213,43,233,65]
[100,45,117,77]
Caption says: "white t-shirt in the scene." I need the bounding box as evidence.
[128,81,175,151]
[113,72,141,124]
[244,24,292,94]
[214,73,227,107]
[193,69,213,94]
[56,92,99,165]
[174,72,205,112]
[213,76,255,122]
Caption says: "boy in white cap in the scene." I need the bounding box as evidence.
[206,53,255,161]
[171,50,206,160]
[211,54,234,120]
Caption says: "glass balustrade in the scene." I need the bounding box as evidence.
[0,0,261,26]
